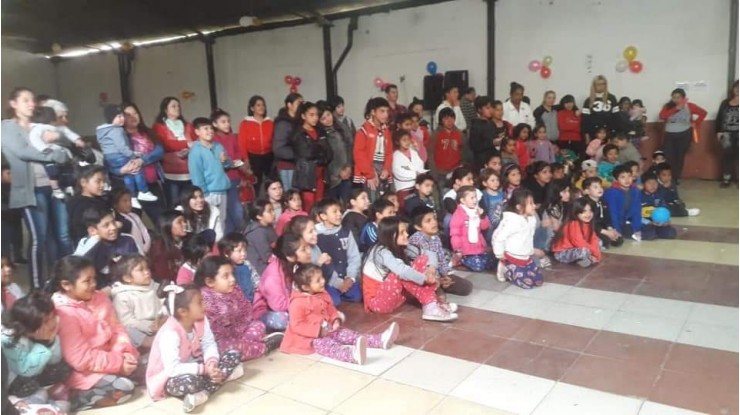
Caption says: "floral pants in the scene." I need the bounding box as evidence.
[165,350,242,397]
[311,329,381,363]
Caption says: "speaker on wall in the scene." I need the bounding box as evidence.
[444,70,469,92]
[423,74,444,110]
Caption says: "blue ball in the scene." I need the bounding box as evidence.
[651,207,671,224]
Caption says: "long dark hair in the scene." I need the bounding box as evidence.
[193,256,231,288]
[180,186,211,231]
[728,80,739,101]
[277,93,303,120]
[512,123,531,141]
[6,87,33,119]
[559,94,578,111]
[1,291,55,344]
[552,197,595,246]
[540,179,570,218]
[248,95,267,117]
[47,255,95,293]
[371,216,408,262]
[274,233,303,287]
[155,96,186,124]
[664,88,686,109]
[158,209,186,252]
[122,101,160,144]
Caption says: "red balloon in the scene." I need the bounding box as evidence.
[629,60,643,73]
[289,85,298,93]
[284,75,294,85]
[293,77,302,86]
[540,66,552,79]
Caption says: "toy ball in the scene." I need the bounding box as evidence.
[651,207,671,224]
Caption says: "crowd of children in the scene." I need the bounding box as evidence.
[1,73,722,414]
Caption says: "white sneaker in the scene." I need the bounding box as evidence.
[137,191,158,202]
[131,198,142,210]
[65,186,75,196]
[687,208,700,216]
[496,262,506,282]
[422,303,458,322]
[380,322,399,349]
[52,188,66,199]
[183,391,209,413]
[226,364,244,382]
[353,336,367,365]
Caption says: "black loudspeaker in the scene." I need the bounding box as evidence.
[423,74,444,110]
[444,70,469,92]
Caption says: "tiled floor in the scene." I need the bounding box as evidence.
[26,180,740,414]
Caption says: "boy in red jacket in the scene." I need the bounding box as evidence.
[353,98,393,201]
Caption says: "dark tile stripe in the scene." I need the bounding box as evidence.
[676,225,739,244]
[338,302,738,415]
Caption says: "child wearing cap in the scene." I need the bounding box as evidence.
[97,104,158,209]
[648,150,667,176]
[575,159,608,190]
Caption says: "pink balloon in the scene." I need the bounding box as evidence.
[284,75,294,85]
[293,77,302,86]
[374,77,384,88]
[528,60,542,72]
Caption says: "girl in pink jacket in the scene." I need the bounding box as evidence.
[194,257,284,360]
[49,256,138,411]
[449,186,496,272]
[146,284,242,413]
[252,233,312,331]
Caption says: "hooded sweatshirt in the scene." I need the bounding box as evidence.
[243,221,277,276]
[280,290,338,355]
[110,281,164,335]
[315,222,361,290]
[52,291,138,390]
[97,123,134,159]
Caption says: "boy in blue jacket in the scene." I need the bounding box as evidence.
[640,173,677,240]
[654,163,701,217]
[188,117,232,234]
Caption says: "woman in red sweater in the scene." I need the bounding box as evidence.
[238,95,274,193]
[551,198,601,268]
[152,97,195,207]
[658,88,707,183]
[556,95,583,156]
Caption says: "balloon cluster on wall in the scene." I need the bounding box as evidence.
[528,56,553,79]
[284,75,302,93]
[373,77,390,90]
[616,46,643,74]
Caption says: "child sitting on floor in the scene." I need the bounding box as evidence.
[403,173,436,218]
[275,189,308,236]
[551,198,601,268]
[450,186,495,272]
[480,168,505,241]
[492,189,543,288]
[502,163,523,200]
[146,284,243,413]
[195,257,283,361]
[341,188,370,243]
[597,144,620,185]
[111,255,165,350]
[359,198,396,252]
[363,217,458,321]
[252,234,312,331]
[655,163,701,217]
[50,256,138,411]
[281,264,400,365]
[2,292,71,414]
[176,234,210,285]
[112,188,151,254]
[218,232,260,303]
[640,173,679,239]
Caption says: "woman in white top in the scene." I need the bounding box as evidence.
[435,85,467,132]
[503,82,535,128]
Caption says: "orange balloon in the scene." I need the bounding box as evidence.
[629,60,643,73]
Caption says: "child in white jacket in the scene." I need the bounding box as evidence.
[110,255,165,350]
[391,129,427,199]
[492,188,543,289]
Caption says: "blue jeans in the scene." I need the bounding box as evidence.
[278,169,294,192]
[105,155,149,195]
[225,178,245,233]
[164,179,191,208]
[326,280,363,307]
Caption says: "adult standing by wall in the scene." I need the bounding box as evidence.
[435,85,468,163]
[1,87,69,288]
[238,95,274,194]
[123,102,165,223]
[715,80,739,188]
[152,96,195,207]
[385,84,407,125]
[503,82,535,129]
[460,87,478,131]
[533,90,559,142]
[272,93,303,192]
[581,75,618,141]
[659,88,707,183]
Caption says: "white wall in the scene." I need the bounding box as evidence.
[494,0,732,119]
[332,0,487,122]
[1,47,56,103]
[214,24,326,123]
[56,53,121,135]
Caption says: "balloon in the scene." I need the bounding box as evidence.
[629,60,643,73]
[615,60,629,73]
[651,207,671,224]
[284,75,294,85]
[528,60,542,72]
[289,85,298,93]
[623,45,638,61]
[426,61,438,75]
[540,66,552,79]
[380,82,390,90]
[542,56,553,67]
[293,77,302,86]
[374,77,384,88]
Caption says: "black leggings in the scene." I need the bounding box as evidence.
[248,153,274,196]
[662,129,693,180]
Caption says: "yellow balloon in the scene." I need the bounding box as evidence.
[623,46,638,62]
